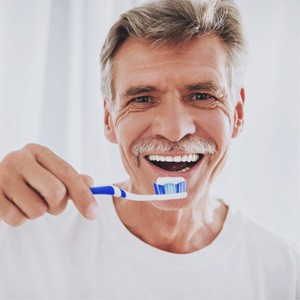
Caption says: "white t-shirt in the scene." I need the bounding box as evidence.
[0,196,299,300]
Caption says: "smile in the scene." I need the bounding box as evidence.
[146,154,203,172]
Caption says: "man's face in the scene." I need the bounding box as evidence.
[104,34,244,210]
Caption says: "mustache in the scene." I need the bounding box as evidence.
[131,135,217,162]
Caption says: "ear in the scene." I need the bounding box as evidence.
[231,88,245,138]
[104,99,117,144]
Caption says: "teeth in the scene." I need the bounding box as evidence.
[166,156,173,162]
[178,167,191,172]
[174,156,181,162]
[181,155,187,162]
[160,156,166,162]
[148,154,200,163]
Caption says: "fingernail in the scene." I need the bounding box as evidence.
[86,202,100,219]
[86,176,94,187]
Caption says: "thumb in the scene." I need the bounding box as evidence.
[76,174,99,220]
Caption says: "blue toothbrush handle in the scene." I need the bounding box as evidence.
[90,186,127,198]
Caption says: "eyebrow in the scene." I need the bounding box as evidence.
[186,82,225,96]
[122,86,156,98]
[121,82,226,98]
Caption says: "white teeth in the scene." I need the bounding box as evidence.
[148,154,200,163]
[178,167,191,172]
[166,156,173,162]
[174,156,181,162]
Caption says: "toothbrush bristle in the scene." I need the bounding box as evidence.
[153,177,186,195]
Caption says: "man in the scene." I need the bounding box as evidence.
[0,0,299,299]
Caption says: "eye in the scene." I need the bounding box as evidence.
[131,96,152,103]
[191,93,215,101]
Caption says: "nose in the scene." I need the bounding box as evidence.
[151,99,196,142]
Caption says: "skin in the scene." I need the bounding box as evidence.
[0,33,244,255]
[0,145,99,226]
[104,34,245,253]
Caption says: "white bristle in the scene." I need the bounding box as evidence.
[156,177,185,185]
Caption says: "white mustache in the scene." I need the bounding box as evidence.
[131,136,217,161]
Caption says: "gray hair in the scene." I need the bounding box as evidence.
[100,0,247,103]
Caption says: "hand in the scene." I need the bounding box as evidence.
[0,144,99,226]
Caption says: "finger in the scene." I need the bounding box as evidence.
[80,174,94,187]
[46,196,68,216]
[0,149,67,217]
[4,177,48,220]
[0,193,27,227]
[19,160,68,215]
[22,145,99,219]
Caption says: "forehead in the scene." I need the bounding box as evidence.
[112,34,229,97]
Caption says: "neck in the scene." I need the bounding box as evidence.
[113,191,228,254]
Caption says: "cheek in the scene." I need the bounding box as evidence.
[200,107,233,144]
[114,105,131,129]
[113,110,152,153]
[200,110,233,184]
[194,99,235,137]
[215,100,235,128]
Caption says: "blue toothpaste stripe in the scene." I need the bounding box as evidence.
[153,182,186,195]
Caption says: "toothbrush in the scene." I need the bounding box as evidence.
[90,177,187,201]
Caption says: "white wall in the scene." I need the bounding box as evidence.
[213,0,300,244]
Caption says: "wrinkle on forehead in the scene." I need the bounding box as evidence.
[111,34,232,101]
